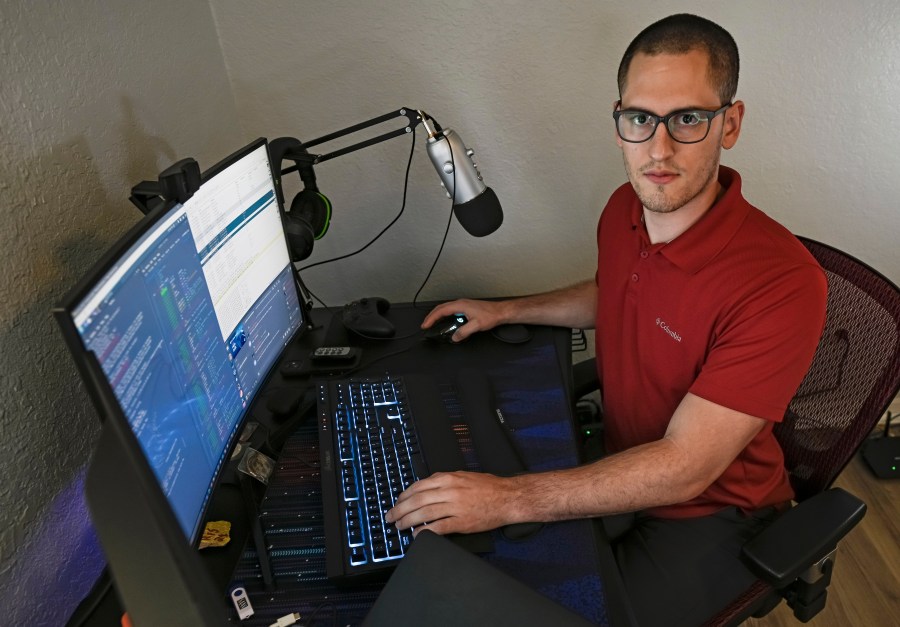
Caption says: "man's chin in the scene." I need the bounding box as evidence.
[643,203,681,214]
[635,187,682,214]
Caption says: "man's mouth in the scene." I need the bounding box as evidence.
[644,170,678,185]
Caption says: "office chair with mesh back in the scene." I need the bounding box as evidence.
[572,236,900,625]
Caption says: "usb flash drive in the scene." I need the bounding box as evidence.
[230,586,254,620]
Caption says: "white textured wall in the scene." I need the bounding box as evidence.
[0,1,244,623]
[209,0,900,307]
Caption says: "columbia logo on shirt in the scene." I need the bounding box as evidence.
[656,318,682,343]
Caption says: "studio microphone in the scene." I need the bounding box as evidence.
[422,115,503,237]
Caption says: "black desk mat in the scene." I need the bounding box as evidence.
[229,314,609,625]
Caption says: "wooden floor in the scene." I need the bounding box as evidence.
[745,451,900,627]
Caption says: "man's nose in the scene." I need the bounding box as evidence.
[647,123,676,161]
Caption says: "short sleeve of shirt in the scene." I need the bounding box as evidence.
[689,262,827,422]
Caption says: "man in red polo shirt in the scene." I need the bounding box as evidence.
[386,13,826,626]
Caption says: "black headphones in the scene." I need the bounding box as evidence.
[269,137,332,262]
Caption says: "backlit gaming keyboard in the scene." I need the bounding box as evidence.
[317,376,427,581]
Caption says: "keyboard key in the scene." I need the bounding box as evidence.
[350,546,367,565]
[386,536,403,557]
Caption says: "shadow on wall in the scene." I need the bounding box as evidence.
[118,93,179,192]
[0,134,122,625]
[0,95,178,624]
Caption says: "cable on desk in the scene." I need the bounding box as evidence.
[324,343,417,378]
[271,612,302,627]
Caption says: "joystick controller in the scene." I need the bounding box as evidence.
[341,297,395,338]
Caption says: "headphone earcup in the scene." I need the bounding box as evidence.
[284,189,332,261]
[291,189,332,239]
[283,214,315,262]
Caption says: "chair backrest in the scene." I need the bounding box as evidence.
[775,237,900,502]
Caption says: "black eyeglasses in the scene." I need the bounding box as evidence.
[613,102,731,144]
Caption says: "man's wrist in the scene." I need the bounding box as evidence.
[503,474,536,524]
[494,299,518,326]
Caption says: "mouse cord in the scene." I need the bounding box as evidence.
[324,342,418,378]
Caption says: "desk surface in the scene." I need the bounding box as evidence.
[225,304,614,626]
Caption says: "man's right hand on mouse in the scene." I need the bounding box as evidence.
[421,299,509,342]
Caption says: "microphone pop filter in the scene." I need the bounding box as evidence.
[453,187,503,237]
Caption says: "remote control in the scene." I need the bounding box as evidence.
[313,346,353,359]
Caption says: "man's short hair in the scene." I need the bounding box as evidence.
[617,14,739,105]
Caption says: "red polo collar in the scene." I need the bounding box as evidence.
[629,166,752,275]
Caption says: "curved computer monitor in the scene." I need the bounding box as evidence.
[55,139,308,627]
[56,138,307,624]
[56,138,305,544]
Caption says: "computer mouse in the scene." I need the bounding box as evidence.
[423,313,468,343]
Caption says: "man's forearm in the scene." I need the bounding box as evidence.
[499,279,597,329]
[506,438,703,523]
[505,395,768,523]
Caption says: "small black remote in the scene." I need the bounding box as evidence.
[310,346,359,363]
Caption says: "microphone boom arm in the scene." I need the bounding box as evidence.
[279,108,427,174]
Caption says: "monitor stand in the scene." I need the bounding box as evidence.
[86,425,226,625]
[239,472,276,589]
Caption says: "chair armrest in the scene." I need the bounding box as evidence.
[741,487,866,588]
[572,357,599,400]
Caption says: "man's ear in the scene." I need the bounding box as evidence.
[722,100,745,150]
[613,99,623,148]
